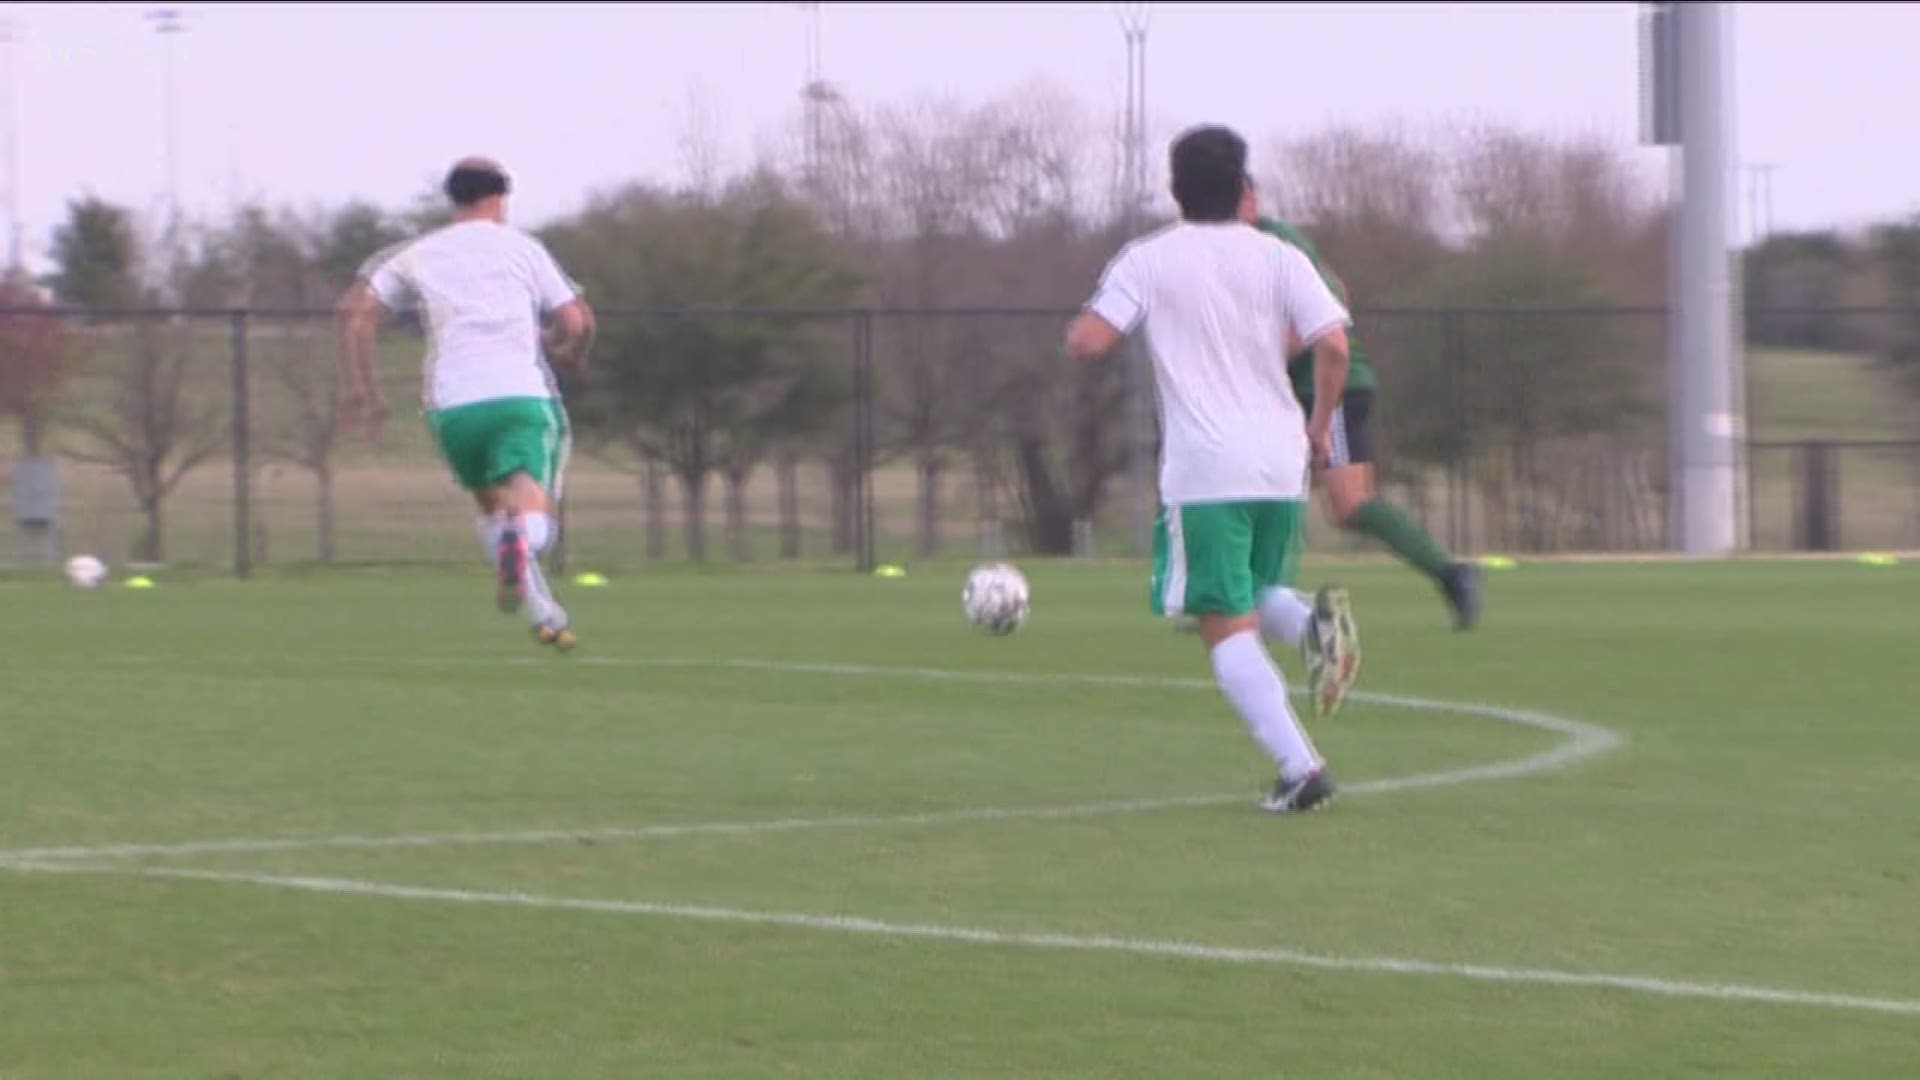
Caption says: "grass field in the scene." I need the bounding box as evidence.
[1,557,1916,1077]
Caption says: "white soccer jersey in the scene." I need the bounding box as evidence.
[365,221,581,411]
[1086,222,1351,504]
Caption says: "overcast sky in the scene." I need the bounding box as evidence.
[4,2,1916,261]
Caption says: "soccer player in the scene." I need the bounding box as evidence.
[1064,125,1359,815]
[1238,184,1482,631]
[335,157,595,650]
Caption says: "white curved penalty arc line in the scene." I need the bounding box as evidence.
[8,860,1918,1019]
[0,659,1622,867]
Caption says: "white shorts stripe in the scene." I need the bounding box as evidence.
[1162,507,1187,617]
[549,408,572,503]
[1328,405,1351,468]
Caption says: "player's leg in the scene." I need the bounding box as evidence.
[1318,390,1481,630]
[1251,501,1358,721]
[486,399,573,648]
[471,488,507,566]
[1251,502,1314,649]
[429,403,517,602]
[1155,502,1331,814]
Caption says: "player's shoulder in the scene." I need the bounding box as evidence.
[356,238,415,281]
[489,222,554,252]
[1253,215,1309,244]
[1110,221,1184,261]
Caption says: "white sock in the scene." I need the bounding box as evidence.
[1258,587,1315,648]
[521,512,555,555]
[473,515,503,562]
[1211,631,1321,782]
[521,551,565,627]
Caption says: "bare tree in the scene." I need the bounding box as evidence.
[1262,126,1453,304]
[48,198,229,563]
[66,320,227,562]
[0,275,75,459]
[799,85,1127,556]
[545,175,863,563]
[1422,128,1667,551]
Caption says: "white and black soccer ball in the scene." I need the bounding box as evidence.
[64,554,107,590]
[963,562,1030,636]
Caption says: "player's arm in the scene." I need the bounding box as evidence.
[1065,310,1122,362]
[530,242,595,374]
[1277,245,1353,467]
[334,277,389,439]
[543,297,595,374]
[1066,248,1145,361]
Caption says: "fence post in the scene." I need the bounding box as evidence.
[1443,311,1472,556]
[229,310,252,580]
[854,310,877,573]
[1798,440,1836,552]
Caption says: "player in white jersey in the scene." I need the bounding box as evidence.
[1065,125,1360,814]
[336,157,596,651]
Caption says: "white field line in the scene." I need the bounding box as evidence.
[7,859,1917,1019]
[0,659,1622,866]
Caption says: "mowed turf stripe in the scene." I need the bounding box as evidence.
[8,861,1917,1019]
[0,662,1621,864]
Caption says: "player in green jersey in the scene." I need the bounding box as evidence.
[1240,186,1481,631]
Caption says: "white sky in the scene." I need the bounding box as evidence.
[5,1,1917,263]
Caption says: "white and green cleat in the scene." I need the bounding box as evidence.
[1305,586,1361,719]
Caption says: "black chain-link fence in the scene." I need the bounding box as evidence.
[2,304,1915,573]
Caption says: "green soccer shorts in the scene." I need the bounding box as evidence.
[1150,500,1306,618]
[425,396,571,496]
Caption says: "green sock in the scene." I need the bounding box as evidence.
[1349,499,1454,583]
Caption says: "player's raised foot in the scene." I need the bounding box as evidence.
[1309,585,1361,718]
[1260,767,1336,814]
[1441,561,1481,631]
[496,525,528,614]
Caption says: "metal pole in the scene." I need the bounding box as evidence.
[230,311,252,579]
[1667,0,1742,554]
[148,8,186,266]
[1116,3,1153,557]
[1,17,20,273]
[1445,312,1472,555]
[855,310,876,573]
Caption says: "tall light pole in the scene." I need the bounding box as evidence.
[147,7,188,266]
[1117,3,1149,226]
[786,2,836,195]
[1116,1,1152,557]
[0,15,21,274]
[1644,1,1743,554]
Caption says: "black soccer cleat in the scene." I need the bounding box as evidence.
[1260,768,1336,815]
[1441,561,1481,632]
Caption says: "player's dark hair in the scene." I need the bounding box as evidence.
[1169,125,1249,223]
[445,162,510,207]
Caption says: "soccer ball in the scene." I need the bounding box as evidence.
[64,555,107,590]
[962,562,1030,636]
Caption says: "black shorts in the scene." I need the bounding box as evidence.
[1313,389,1375,468]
